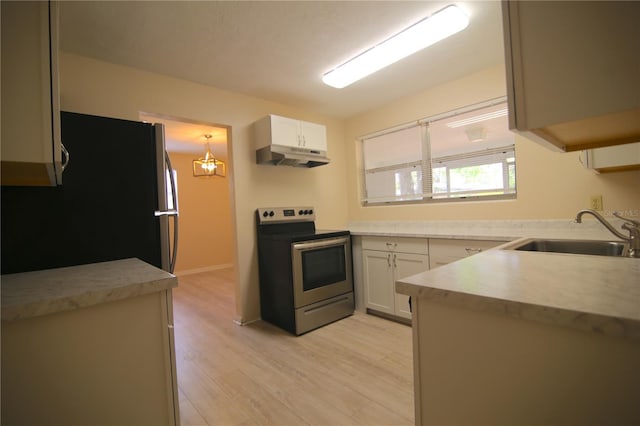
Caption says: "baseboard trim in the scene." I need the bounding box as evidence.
[366,308,412,326]
[233,316,261,326]
[174,264,234,277]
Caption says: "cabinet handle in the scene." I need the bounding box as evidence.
[393,253,397,268]
[465,247,483,255]
[387,254,391,268]
[61,143,70,172]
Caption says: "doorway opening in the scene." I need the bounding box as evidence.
[139,112,236,278]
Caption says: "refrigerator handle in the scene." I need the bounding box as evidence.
[61,143,70,171]
[165,152,179,274]
[155,152,179,272]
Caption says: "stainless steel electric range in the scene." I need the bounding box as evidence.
[256,206,354,335]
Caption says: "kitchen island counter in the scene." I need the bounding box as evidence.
[1,258,177,321]
[397,245,640,425]
[396,246,640,340]
[1,258,180,425]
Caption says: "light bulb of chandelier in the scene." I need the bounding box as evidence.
[201,161,217,172]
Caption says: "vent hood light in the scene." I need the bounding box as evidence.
[322,5,469,89]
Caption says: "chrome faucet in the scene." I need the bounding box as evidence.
[574,209,640,258]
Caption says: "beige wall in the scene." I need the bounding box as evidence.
[167,152,234,274]
[59,52,349,323]
[344,65,640,221]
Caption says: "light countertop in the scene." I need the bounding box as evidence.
[396,245,640,341]
[1,258,178,321]
[349,218,630,241]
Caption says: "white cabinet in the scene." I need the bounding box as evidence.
[269,115,299,148]
[1,260,179,425]
[393,253,428,319]
[409,293,640,425]
[580,143,640,174]
[362,250,395,314]
[362,236,428,320]
[429,238,501,269]
[298,120,327,151]
[1,1,63,186]
[255,114,327,151]
[502,1,640,152]
[2,290,179,426]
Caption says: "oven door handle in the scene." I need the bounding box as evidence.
[292,237,349,251]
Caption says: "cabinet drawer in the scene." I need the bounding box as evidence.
[362,236,428,254]
[429,238,502,268]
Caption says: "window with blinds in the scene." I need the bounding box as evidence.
[361,98,516,205]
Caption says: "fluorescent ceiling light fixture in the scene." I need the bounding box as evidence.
[446,108,508,128]
[322,5,469,89]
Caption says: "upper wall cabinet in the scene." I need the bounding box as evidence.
[1,1,64,186]
[256,115,327,151]
[254,114,330,167]
[580,142,640,174]
[502,1,640,152]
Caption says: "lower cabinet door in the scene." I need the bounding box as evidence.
[362,250,395,315]
[393,252,429,319]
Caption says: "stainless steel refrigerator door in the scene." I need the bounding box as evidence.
[153,123,179,274]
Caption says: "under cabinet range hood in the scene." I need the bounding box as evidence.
[256,144,330,168]
[254,114,330,168]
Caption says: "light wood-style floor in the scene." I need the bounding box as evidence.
[172,268,414,426]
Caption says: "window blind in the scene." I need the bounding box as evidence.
[361,98,516,205]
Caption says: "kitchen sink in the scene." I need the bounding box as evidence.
[502,238,629,257]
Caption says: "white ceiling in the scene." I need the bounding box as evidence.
[59,1,506,151]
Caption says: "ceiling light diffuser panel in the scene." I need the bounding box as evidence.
[322,5,470,89]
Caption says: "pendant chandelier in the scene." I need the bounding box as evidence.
[193,134,226,177]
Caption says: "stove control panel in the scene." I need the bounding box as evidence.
[257,207,315,224]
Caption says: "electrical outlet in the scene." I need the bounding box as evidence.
[590,195,603,211]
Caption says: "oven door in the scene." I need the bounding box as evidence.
[291,236,353,308]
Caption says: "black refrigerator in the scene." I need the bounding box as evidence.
[1,111,179,275]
